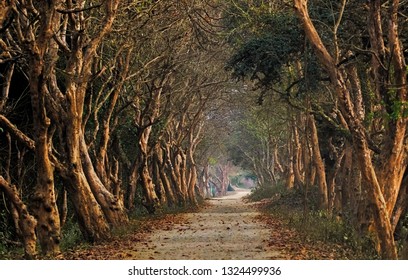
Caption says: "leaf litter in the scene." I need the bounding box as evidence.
[63,189,352,260]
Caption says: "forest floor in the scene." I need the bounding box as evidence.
[63,188,353,260]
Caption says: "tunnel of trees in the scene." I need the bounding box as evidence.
[0,0,408,259]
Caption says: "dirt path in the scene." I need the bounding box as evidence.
[127,189,281,260]
[63,189,354,260]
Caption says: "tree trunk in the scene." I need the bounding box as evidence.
[59,188,68,228]
[292,119,305,187]
[0,61,13,111]
[368,0,407,217]
[94,48,132,189]
[63,102,111,242]
[0,177,37,259]
[203,164,210,198]
[286,151,295,189]
[328,149,345,213]
[80,135,128,227]
[154,147,176,207]
[138,127,159,213]
[293,0,402,259]
[29,52,61,256]
[273,146,284,175]
[339,144,353,210]
[179,151,190,197]
[152,156,167,206]
[187,149,199,207]
[64,171,111,242]
[308,114,328,211]
[127,159,140,211]
[171,149,188,205]
[164,145,186,205]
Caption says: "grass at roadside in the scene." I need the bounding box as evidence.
[246,184,379,259]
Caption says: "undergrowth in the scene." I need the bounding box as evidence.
[60,220,85,251]
[0,208,22,259]
[247,183,380,259]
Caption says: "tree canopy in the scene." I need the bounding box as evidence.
[1,0,408,260]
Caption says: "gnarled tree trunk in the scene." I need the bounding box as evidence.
[0,177,37,259]
[28,23,61,255]
[138,127,159,213]
[154,146,176,207]
[80,135,128,227]
[293,0,406,259]
[63,114,111,241]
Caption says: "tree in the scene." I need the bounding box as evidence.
[222,0,408,259]
[0,0,235,256]
[8,0,64,255]
[293,0,407,259]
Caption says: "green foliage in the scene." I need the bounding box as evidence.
[0,207,19,259]
[0,207,12,238]
[208,157,218,166]
[150,118,169,144]
[246,181,379,259]
[0,243,6,259]
[395,213,408,257]
[0,210,10,253]
[226,12,303,88]
[246,183,285,202]
[390,100,408,120]
[283,210,379,259]
[60,221,85,251]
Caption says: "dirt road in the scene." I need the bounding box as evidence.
[63,188,354,260]
[128,189,281,260]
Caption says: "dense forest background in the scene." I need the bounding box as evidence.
[0,0,407,259]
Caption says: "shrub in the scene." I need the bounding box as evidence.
[60,221,85,251]
[247,181,379,259]
[246,182,287,202]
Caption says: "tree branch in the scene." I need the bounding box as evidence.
[56,4,102,14]
[0,114,35,150]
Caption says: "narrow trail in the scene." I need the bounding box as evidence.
[63,189,352,260]
[129,189,281,260]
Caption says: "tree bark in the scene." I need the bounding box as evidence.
[328,148,345,213]
[293,0,403,259]
[28,33,61,256]
[127,159,140,211]
[154,146,176,207]
[80,135,129,227]
[286,139,295,189]
[138,127,159,213]
[292,118,305,187]
[95,48,132,188]
[0,176,37,259]
[308,114,328,211]
[187,151,199,206]
[62,98,111,241]
[163,144,186,205]
[55,0,120,240]
[64,170,111,242]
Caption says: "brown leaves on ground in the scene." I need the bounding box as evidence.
[63,197,354,260]
[62,213,187,260]
[252,202,354,260]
